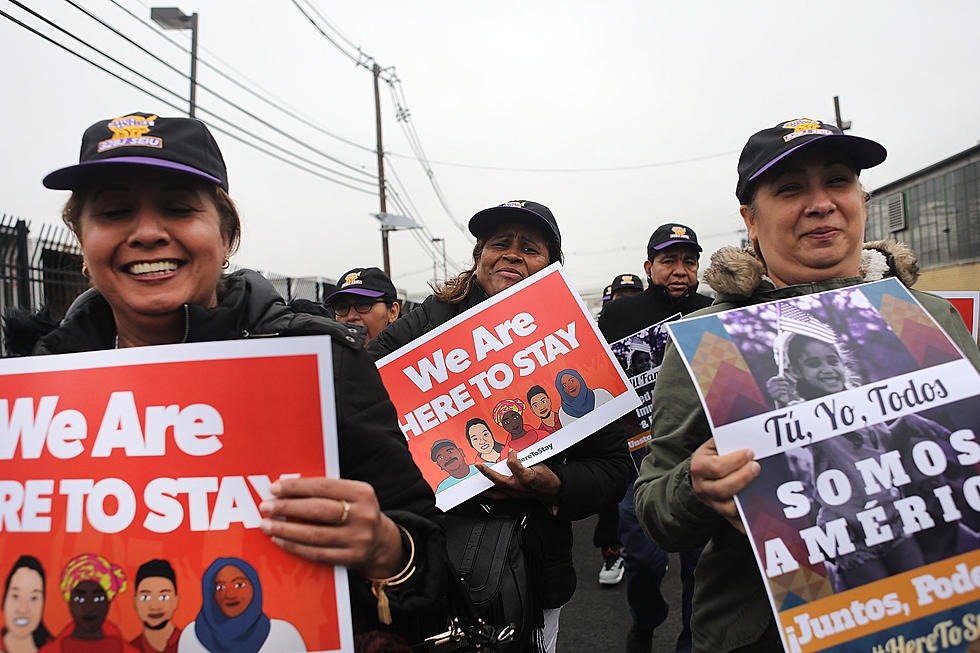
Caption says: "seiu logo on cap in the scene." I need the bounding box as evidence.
[621,275,635,284]
[500,200,526,208]
[98,114,162,152]
[341,271,364,288]
[670,226,690,239]
[781,118,833,143]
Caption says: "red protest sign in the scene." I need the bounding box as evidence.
[376,264,638,509]
[0,336,351,653]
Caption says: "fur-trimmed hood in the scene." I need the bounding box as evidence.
[703,240,919,300]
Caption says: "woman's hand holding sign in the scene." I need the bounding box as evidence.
[259,477,407,579]
[475,450,562,503]
[689,438,760,535]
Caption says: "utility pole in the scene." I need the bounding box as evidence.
[432,237,446,283]
[373,63,391,276]
[833,96,852,132]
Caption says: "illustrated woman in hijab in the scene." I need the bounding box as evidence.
[555,369,613,426]
[40,553,136,653]
[3,556,53,653]
[178,557,305,653]
[491,399,545,453]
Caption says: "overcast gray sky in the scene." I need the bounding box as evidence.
[2,1,978,299]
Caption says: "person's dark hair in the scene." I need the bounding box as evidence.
[432,227,564,304]
[526,385,547,402]
[2,555,54,647]
[464,417,504,453]
[135,559,177,592]
[61,183,242,256]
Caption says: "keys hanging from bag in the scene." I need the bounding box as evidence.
[425,506,542,652]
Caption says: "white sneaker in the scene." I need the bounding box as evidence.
[598,548,625,585]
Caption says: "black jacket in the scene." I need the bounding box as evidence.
[598,283,713,342]
[368,282,633,608]
[6,269,444,640]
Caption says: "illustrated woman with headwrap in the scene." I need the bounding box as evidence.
[39,553,137,653]
[2,555,53,653]
[555,369,613,426]
[177,557,305,653]
[491,399,545,453]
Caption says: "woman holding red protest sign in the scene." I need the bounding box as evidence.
[8,113,443,650]
[634,118,980,652]
[368,200,632,652]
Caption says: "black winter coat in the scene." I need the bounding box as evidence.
[6,269,444,643]
[597,283,713,342]
[367,282,633,608]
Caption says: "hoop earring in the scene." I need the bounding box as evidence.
[81,262,90,278]
[863,191,872,203]
[221,257,230,270]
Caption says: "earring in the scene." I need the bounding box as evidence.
[81,261,90,278]
[221,257,230,270]
[863,191,872,203]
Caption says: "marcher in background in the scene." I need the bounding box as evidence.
[368,200,632,653]
[608,273,644,302]
[326,267,400,344]
[592,273,644,589]
[6,113,444,651]
[634,118,980,652]
[598,223,710,653]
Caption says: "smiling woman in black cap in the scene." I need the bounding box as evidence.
[633,118,980,652]
[368,200,631,652]
[7,112,444,649]
[326,266,401,344]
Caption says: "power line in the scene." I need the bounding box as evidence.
[0,5,375,195]
[388,148,742,173]
[68,0,376,182]
[105,0,377,155]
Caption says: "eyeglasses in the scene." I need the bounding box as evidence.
[331,299,384,315]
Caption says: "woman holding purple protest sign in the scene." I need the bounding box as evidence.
[634,118,980,652]
[5,113,444,650]
[368,200,631,652]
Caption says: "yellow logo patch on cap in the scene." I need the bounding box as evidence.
[98,114,162,152]
[342,271,363,288]
[782,118,833,143]
[621,275,635,284]
[670,226,690,239]
[500,200,526,208]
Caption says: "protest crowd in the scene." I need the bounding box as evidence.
[1,111,979,653]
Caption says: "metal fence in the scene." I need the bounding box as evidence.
[0,214,88,327]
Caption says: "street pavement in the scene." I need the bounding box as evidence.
[557,515,685,652]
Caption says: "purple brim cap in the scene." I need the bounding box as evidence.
[324,287,385,303]
[651,239,702,252]
[42,156,224,190]
[748,134,886,183]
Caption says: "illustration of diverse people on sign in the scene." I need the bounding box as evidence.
[0,555,306,653]
[431,368,613,492]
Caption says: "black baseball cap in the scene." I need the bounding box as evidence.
[43,112,228,191]
[736,118,886,204]
[601,285,613,302]
[468,200,561,247]
[647,223,702,259]
[610,273,644,293]
[325,267,397,304]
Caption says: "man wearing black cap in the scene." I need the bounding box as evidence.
[325,267,400,344]
[599,224,712,339]
[608,273,644,302]
[597,223,711,653]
